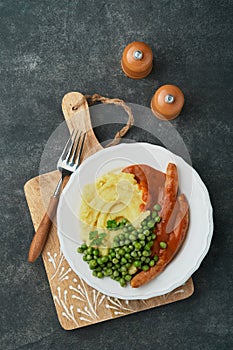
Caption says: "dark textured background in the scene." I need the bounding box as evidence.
[0,1,232,349]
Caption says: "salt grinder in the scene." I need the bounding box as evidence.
[151,84,184,120]
[121,41,153,79]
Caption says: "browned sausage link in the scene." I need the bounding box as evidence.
[131,194,189,288]
[151,163,178,256]
[159,163,178,227]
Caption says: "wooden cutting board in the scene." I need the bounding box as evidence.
[24,92,194,330]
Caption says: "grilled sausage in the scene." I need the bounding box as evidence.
[130,194,189,288]
[151,163,179,256]
[159,163,178,228]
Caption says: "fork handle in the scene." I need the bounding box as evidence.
[28,196,59,263]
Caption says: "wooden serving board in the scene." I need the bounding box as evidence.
[24,92,194,330]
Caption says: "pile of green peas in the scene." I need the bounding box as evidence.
[77,204,163,288]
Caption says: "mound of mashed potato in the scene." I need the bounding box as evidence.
[79,172,147,244]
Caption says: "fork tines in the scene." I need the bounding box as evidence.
[63,130,86,168]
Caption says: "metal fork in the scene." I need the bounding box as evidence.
[28,129,86,263]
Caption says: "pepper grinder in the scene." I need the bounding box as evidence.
[121,41,153,79]
[151,84,184,120]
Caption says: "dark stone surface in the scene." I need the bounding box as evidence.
[0,0,232,349]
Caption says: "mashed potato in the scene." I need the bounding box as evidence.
[79,172,147,244]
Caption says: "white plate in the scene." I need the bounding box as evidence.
[57,143,213,300]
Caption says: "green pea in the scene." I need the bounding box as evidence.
[95,266,102,272]
[147,220,155,228]
[119,240,125,246]
[118,249,125,256]
[115,276,121,282]
[137,251,142,257]
[142,250,150,257]
[146,236,152,241]
[125,274,132,281]
[145,242,153,250]
[131,251,138,258]
[125,239,130,245]
[112,258,119,264]
[127,225,134,231]
[145,257,150,264]
[97,272,103,278]
[154,255,159,262]
[121,271,127,276]
[113,242,119,248]
[132,230,138,236]
[151,233,156,239]
[81,243,88,250]
[106,268,113,276]
[110,251,116,258]
[138,233,145,240]
[149,260,155,267]
[92,270,97,277]
[160,242,167,249]
[134,260,141,268]
[129,234,136,241]
[107,262,113,268]
[138,228,143,233]
[155,216,161,223]
[133,242,142,250]
[143,229,150,236]
[141,256,146,262]
[86,254,93,261]
[125,263,131,268]
[142,265,150,271]
[77,247,83,253]
[101,256,109,263]
[97,258,103,265]
[87,247,93,254]
[93,249,99,256]
[115,263,121,269]
[89,260,97,269]
[128,245,134,251]
[120,278,126,287]
[116,253,121,259]
[121,265,127,272]
[123,227,128,233]
[113,270,119,277]
[140,240,146,246]
[119,234,124,241]
[121,257,127,264]
[83,255,88,261]
[125,253,131,260]
[152,211,158,218]
[125,223,131,227]
[153,204,161,211]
